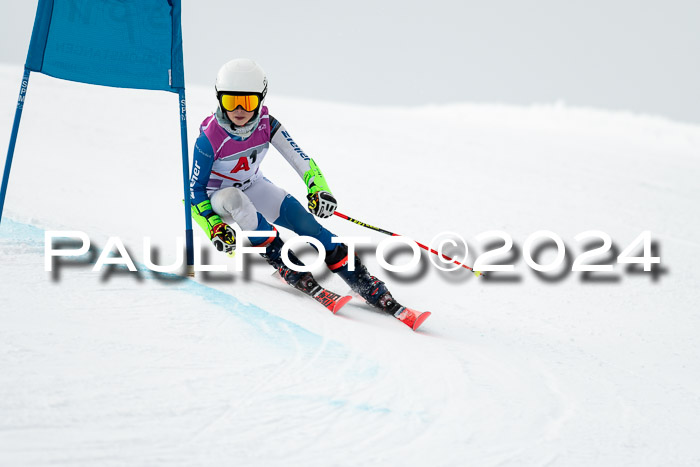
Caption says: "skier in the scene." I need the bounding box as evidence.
[189,58,427,328]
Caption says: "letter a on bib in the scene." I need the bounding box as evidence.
[231,157,250,173]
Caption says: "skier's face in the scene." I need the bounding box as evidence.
[227,107,254,126]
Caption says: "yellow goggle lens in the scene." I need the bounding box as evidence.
[220,94,260,112]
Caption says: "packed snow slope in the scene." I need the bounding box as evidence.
[1,63,700,466]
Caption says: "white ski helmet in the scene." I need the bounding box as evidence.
[215,58,268,101]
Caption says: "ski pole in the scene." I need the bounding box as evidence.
[333,211,483,277]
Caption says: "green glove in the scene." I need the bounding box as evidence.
[210,222,236,256]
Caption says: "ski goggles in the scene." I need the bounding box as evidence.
[218,93,262,112]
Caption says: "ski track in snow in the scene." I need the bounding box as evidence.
[1,64,700,466]
[0,219,478,467]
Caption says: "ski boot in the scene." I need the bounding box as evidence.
[258,232,352,313]
[259,232,319,295]
[325,244,431,329]
[325,244,401,314]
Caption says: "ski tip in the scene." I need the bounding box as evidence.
[395,307,431,331]
[412,311,431,331]
[332,295,353,314]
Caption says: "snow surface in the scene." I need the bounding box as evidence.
[1,63,700,466]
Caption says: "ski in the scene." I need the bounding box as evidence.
[357,292,431,331]
[393,307,431,331]
[308,287,353,314]
[357,291,431,331]
[281,272,352,314]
